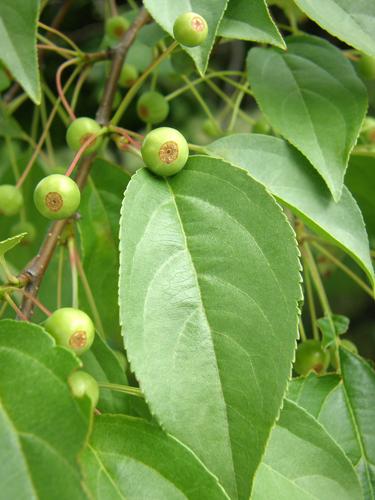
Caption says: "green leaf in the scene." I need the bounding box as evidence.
[317,314,350,348]
[287,372,340,419]
[294,0,375,57]
[0,319,91,499]
[317,350,375,499]
[218,0,285,48]
[252,399,363,500]
[247,35,368,200]
[143,0,229,75]
[119,157,302,499]
[205,134,374,287]
[82,415,229,499]
[78,159,130,343]
[0,233,26,257]
[0,0,41,104]
[346,155,375,246]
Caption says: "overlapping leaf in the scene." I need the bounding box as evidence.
[294,0,375,57]
[0,320,91,499]
[143,0,228,74]
[82,415,229,499]
[119,157,301,499]
[218,0,285,48]
[206,134,374,287]
[253,399,363,499]
[247,35,368,200]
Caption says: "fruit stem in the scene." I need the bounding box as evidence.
[16,64,82,189]
[38,21,82,54]
[65,129,106,177]
[181,74,222,132]
[298,320,307,341]
[17,289,52,317]
[0,301,8,319]
[67,237,79,309]
[98,382,144,398]
[57,245,65,309]
[188,143,206,154]
[74,249,106,339]
[227,78,248,133]
[312,242,374,298]
[56,58,80,121]
[0,256,19,285]
[303,263,319,340]
[71,66,91,111]
[4,293,28,321]
[111,41,178,126]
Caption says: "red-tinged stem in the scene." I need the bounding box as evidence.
[20,290,52,317]
[65,134,100,177]
[56,58,80,121]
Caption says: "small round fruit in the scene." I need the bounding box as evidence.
[44,307,95,355]
[252,117,271,135]
[119,63,138,88]
[141,127,189,177]
[0,185,23,216]
[358,54,375,80]
[105,15,130,43]
[294,340,330,376]
[66,117,102,155]
[34,174,81,220]
[68,370,99,408]
[173,12,208,47]
[11,221,36,245]
[137,91,169,124]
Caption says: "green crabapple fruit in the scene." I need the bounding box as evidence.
[11,221,36,245]
[141,127,189,177]
[68,370,99,408]
[44,307,95,355]
[252,117,271,135]
[119,63,138,88]
[358,54,375,80]
[34,174,81,220]
[105,15,130,43]
[66,117,102,155]
[173,12,208,47]
[0,185,23,216]
[137,91,169,124]
[294,340,330,376]
[360,117,375,144]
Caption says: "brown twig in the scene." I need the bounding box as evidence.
[19,7,150,319]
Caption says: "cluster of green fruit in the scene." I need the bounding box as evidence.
[45,307,99,407]
[294,338,358,376]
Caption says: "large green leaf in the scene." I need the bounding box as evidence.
[218,0,285,48]
[252,399,363,500]
[287,350,375,499]
[82,415,229,499]
[119,157,302,499]
[346,154,375,246]
[318,350,375,499]
[0,319,91,499]
[143,0,228,75]
[0,0,41,104]
[78,159,130,343]
[247,35,368,201]
[206,134,374,287]
[294,0,375,57]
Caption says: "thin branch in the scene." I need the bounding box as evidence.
[19,8,151,319]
